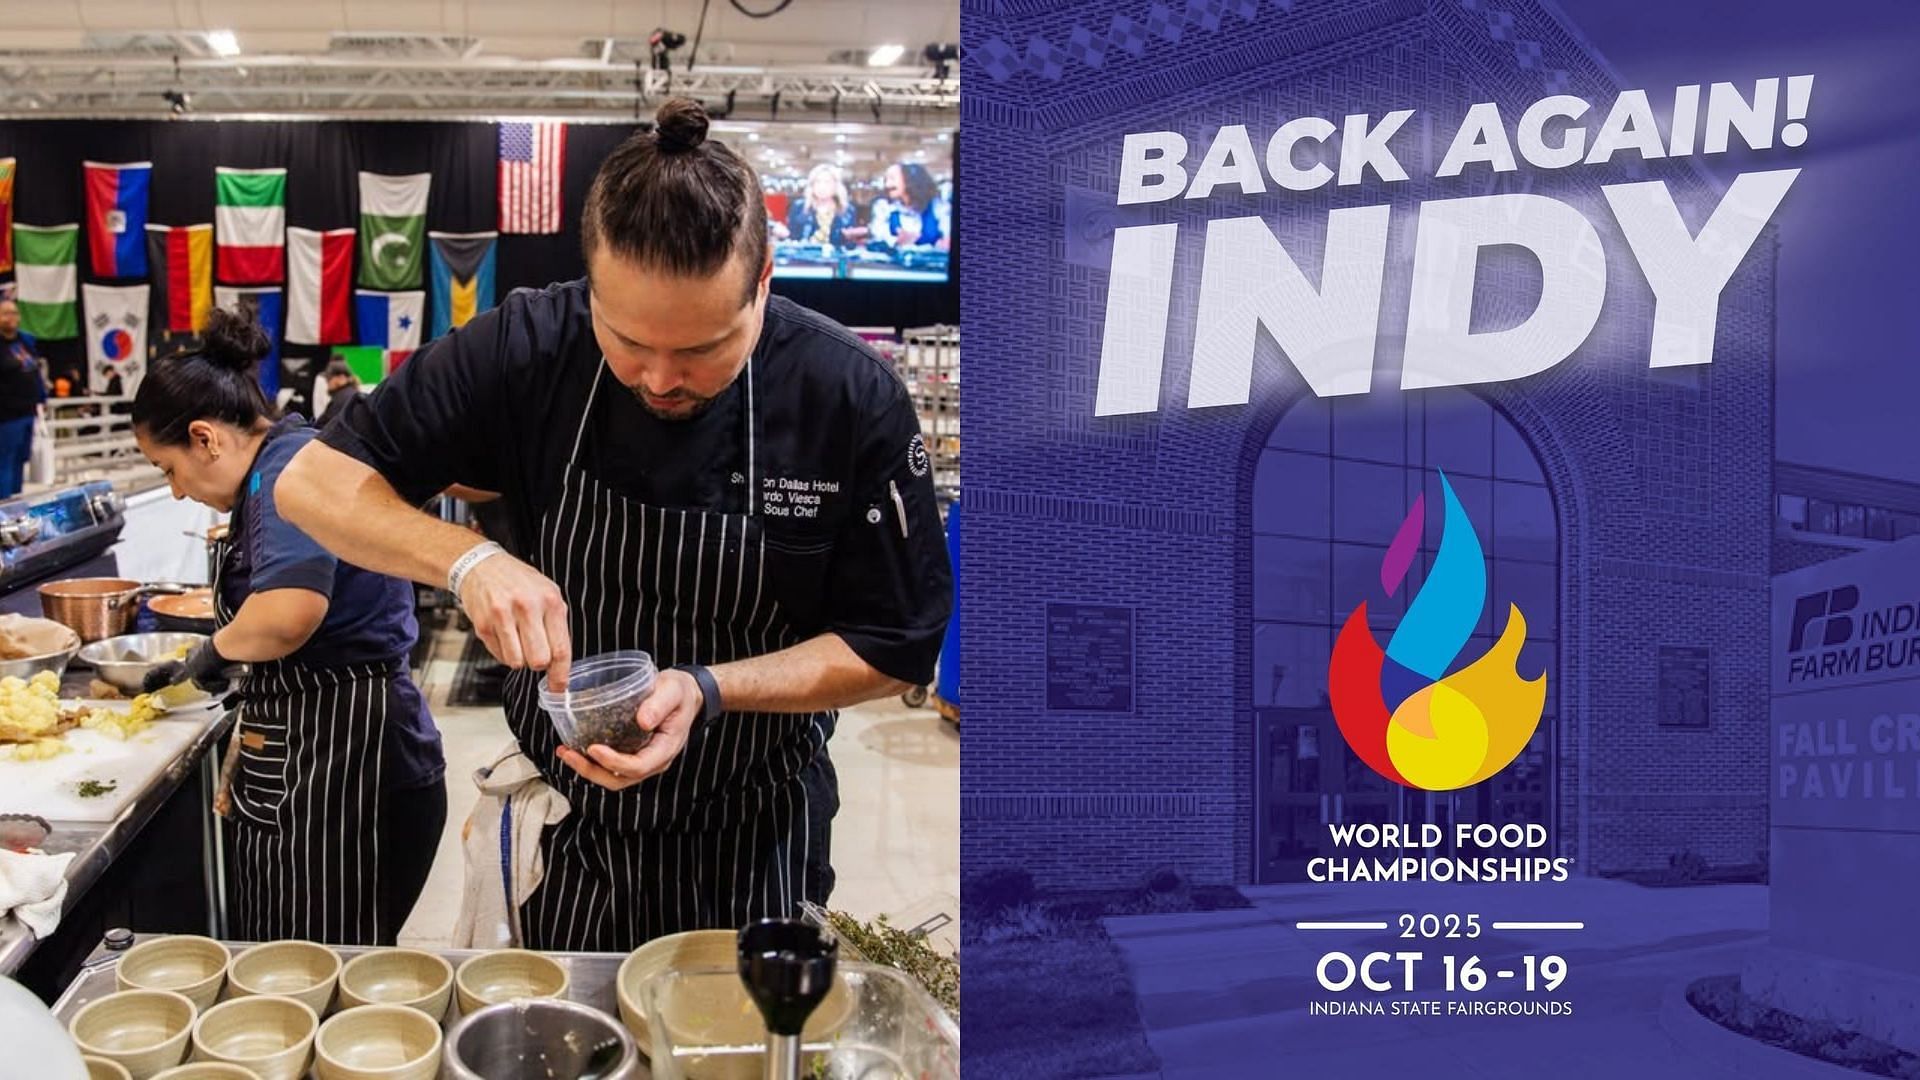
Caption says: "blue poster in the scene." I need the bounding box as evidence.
[959,1,1920,1076]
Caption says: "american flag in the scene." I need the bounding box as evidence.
[498,122,566,234]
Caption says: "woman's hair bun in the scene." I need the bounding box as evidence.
[653,97,710,154]
[200,306,270,372]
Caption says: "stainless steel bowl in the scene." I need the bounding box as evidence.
[444,999,638,1080]
[78,632,211,696]
[0,643,79,682]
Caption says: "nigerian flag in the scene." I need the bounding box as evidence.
[358,172,429,290]
[13,224,79,340]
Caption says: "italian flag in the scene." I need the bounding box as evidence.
[12,223,79,340]
[215,167,286,284]
[286,227,355,345]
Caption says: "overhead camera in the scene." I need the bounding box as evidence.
[923,43,960,81]
[162,89,191,116]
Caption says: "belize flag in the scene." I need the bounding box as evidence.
[213,285,284,399]
[353,289,424,371]
[84,161,152,278]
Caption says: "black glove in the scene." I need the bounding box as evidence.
[142,639,237,695]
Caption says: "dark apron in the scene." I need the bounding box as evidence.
[214,432,401,946]
[502,351,839,951]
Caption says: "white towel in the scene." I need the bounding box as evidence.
[451,741,570,949]
[0,849,76,939]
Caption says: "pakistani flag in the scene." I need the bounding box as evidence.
[428,231,498,338]
[358,172,429,290]
[13,224,79,340]
[83,283,150,394]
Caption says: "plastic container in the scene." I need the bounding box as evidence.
[538,651,658,755]
[641,963,958,1080]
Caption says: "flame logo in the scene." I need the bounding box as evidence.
[1328,472,1547,791]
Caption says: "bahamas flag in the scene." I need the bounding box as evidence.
[427,231,497,338]
[84,161,152,278]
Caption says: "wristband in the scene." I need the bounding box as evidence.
[448,541,506,602]
[675,664,724,723]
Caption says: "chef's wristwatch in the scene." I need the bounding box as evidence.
[675,664,724,723]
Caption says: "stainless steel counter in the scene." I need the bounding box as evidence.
[0,688,234,977]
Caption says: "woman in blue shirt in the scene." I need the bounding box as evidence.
[133,310,446,946]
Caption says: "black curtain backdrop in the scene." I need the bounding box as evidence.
[0,119,957,412]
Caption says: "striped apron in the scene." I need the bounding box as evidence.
[502,353,838,952]
[214,466,395,946]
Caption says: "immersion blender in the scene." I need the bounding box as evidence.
[738,918,839,1080]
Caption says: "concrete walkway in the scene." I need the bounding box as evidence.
[1105,879,1778,1079]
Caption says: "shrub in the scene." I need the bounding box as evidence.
[965,867,1036,918]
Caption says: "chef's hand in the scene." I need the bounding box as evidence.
[143,639,237,695]
[555,669,704,790]
[459,552,573,690]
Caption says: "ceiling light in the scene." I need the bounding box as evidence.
[206,30,240,56]
[868,44,904,67]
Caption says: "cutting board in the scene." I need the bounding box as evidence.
[0,702,222,823]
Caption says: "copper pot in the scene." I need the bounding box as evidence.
[39,578,188,643]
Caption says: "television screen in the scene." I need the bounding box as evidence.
[758,127,953,283]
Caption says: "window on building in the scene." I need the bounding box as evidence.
[1867,507,1896,541]
[1837,504,1866,538]
[1777,494,1808,530]
[1896,514,1920,540]
[1808,499,1838,534]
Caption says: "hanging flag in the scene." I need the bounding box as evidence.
[145,224,213,334]
[331,345,387,388]
[353,290,425,371]
[0,159,15,273]
[286,226,356,345]
[12,224,79,340]
[498,122,566,234]
[215,167,287,284]
[213,285,284,399]
[358,172,429,290]
[83,161,153,278]
[427,231,498,338]
[82,283,150,394]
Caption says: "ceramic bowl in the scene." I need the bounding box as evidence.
[68,989,195,1080]
[150,1063,258,1080]
[452,950,569,1015]
[613,930,852,1054]
[338,949,454,1020]
[81,1056,132,1080]
[314,1004,444,1080]
[188,994,317,1080]
[116,936,230,1011]
[227,940,340,1014]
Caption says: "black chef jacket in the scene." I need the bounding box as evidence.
[321,279,952,685]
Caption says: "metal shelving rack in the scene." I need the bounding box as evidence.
[882,326,958,723]
[894,325,959,520]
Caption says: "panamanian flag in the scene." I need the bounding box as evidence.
[84,161,152,278]
[353,289,424,372]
